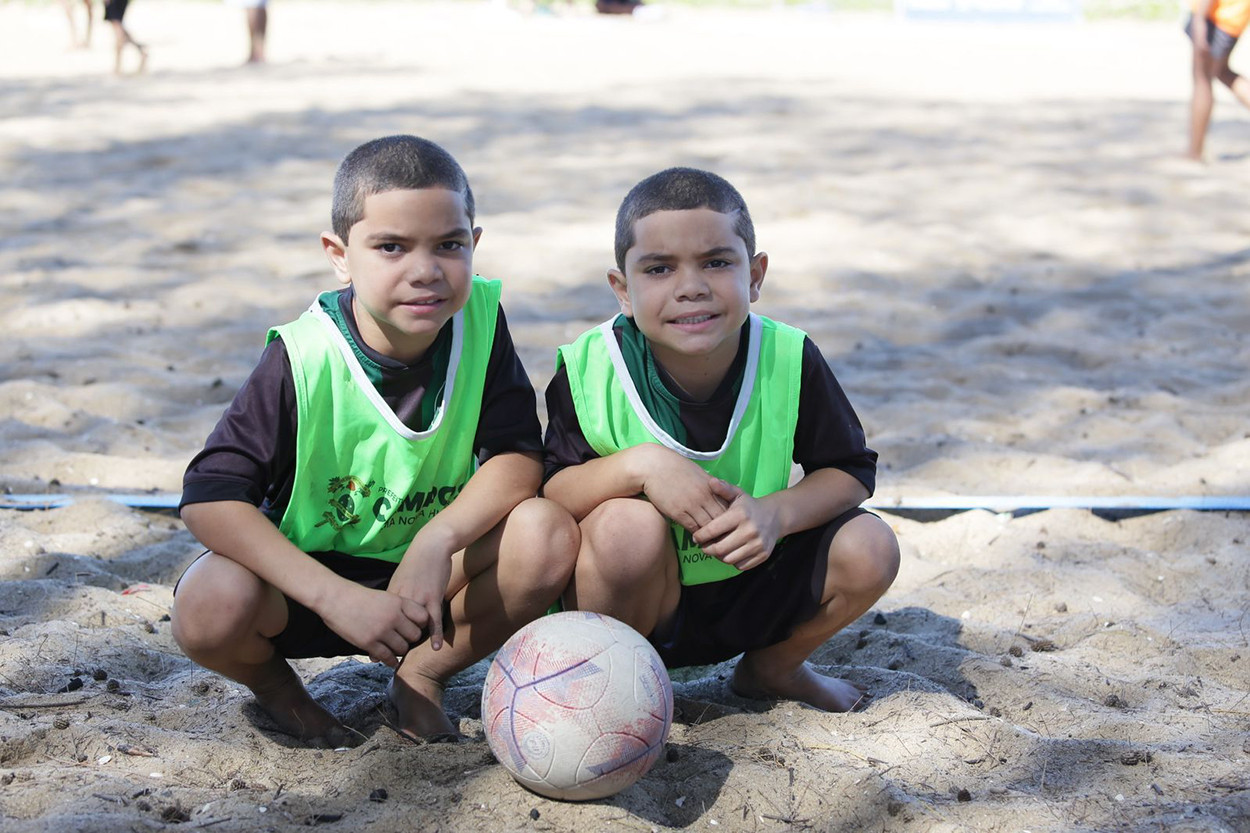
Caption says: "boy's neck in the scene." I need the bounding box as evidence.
[326,288,436,371]
[649,329,743,403]
[344,290,435,366]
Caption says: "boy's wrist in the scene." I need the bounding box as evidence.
[301,568,351,616]
[624,444,661,495]
[405,520,460,563]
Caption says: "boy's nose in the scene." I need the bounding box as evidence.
[673,266,710,299]
[407,254,440,284]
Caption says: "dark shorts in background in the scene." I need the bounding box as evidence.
[651,507,870,669]
[103,0,130,22]
[1186,14,1240,60]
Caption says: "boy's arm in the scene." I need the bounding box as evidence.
[542,364,729,528]
[695,468,869,572]
[543,443,731,530]
[541,447,648,521]
[385,304,549,648]
[386,450,543,650]
[696,335,876,571]
[180,501,428,667]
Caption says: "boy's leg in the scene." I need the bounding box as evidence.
[60,0,82,49]
[390,497,579,738]
[245,6,267,63]
[107,22,147,74]
[81,0,92,47]
[566,496,681,638]
[1191,37,1217,159]
[1215,57,1250,109]
[109,20,126,74]
[171,553,356,746]
[732,513,899,712]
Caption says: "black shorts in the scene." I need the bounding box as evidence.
[103,0,129,22]
[177,550,430,660]
[651,507,870,669]
[272,551,414,659]
[1186,14,1240,61]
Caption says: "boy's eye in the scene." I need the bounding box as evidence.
[379,242,404,254]
[705,259,731,269]
[643,264,672,276]
[439,240,465,251]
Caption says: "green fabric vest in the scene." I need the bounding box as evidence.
[557,314,803,585]
[268,277,501,563]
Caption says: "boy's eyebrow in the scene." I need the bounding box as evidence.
[362,226,473,243]
[634,245,739,263]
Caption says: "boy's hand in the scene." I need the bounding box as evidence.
[637,444,731,532]
[319,582,428,668]
[386,531,455,652]
[693,479,781,571]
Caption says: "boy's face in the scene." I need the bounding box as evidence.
[322,187,480,364]
[609,208,766,387]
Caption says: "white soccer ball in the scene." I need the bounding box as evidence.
[481,610,674,801]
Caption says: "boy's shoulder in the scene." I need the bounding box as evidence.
[754,311,808,339]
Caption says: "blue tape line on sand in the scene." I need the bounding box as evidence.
[867,495,1250,512]
[1,493,182,510]
[2,493,1249,512]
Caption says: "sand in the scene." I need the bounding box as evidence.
[1,1,1248,830]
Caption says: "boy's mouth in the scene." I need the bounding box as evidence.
[670,313,716,326]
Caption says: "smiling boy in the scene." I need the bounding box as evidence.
[543,168,898,712]
[172,135,577,744]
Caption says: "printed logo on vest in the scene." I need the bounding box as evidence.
[312,476,468,533]
[314,476,375,531]
[674,527,715,564]
[373,483,467,527]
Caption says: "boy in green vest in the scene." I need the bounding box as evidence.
[172,135,578,744]
[543,168,899,712]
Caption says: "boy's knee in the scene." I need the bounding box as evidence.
[506,497,580,574]
[578,498,671,578]
[171,554,268,654]
[829,515,900,595]
[581,498,669,555]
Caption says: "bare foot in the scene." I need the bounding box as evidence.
[249,659,359,748]
[135,45,148,74]
[388,672,458,739]
[731,659,868,713]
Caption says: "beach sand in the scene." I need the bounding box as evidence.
[1,2,1248,830]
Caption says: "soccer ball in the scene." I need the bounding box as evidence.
[481,611,674,801]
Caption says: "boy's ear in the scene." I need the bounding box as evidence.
[321,232,351,286]
[471,226,483,249]
[607,268,632,317]
[748,251,768,302]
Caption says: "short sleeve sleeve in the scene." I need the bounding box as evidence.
[180,338,298,511]
[474,306,544,462]
[793,337,878,496]
[542,363,601,485]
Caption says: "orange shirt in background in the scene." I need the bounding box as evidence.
[1196,0,1250,36]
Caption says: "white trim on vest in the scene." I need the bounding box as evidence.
[306,301,463,442]
[598,314,761,462]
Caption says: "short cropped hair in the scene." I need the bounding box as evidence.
[331,135,475,242]
[614,167,755,271]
